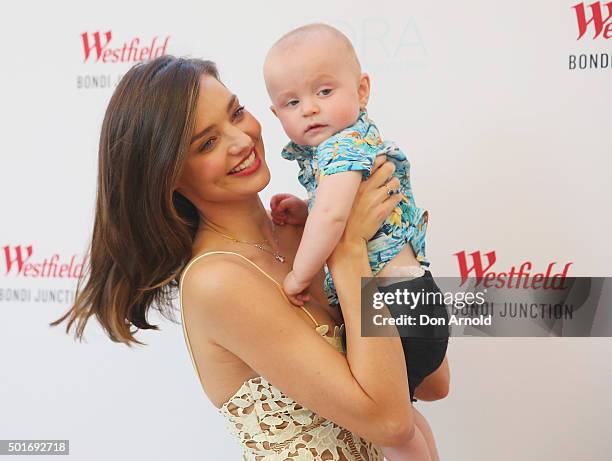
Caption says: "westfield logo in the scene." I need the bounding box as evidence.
[573,2,612,39]
[81,31,170,63]
[2,245,86,278]
[455,250,573,289]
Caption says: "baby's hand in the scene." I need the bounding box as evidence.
[283,270,311,306]
[270,194,308,226]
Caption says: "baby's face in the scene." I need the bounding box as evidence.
[265,40,365,146]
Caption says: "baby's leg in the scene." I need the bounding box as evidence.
[381,423,432,461]
[412,406,441,461]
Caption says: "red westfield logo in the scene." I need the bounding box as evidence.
[455,250,573,289]
[573,2,612,39]
[81,31,170,63]
[2,245,86,278]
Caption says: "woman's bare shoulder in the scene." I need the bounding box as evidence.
[181,253,258,303]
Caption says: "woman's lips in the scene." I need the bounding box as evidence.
[228,149,261,177]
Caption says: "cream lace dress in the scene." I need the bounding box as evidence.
[179,251,384,461]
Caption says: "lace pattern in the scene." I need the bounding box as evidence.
[220,376,384,461]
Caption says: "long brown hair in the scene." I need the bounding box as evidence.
[50,56,218,346]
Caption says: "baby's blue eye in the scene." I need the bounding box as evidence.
[286,99,299,107]
[319,88,332,96]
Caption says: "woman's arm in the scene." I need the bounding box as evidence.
[327,160,413,435]
[182,161,413,447]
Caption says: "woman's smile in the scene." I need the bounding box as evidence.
[228,147,262,176]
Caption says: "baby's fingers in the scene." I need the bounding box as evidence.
[287,293,305,306]
[296,292,310,302]
[270,193,291,211]
[291,292,311,306]
[277,197,297,214]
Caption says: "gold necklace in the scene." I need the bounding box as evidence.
[202,223,286,263]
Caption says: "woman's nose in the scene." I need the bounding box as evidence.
[227,128,253,156]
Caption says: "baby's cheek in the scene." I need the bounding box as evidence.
[339,104,360,128]
[285,120,303,143]
[278,114,299,142]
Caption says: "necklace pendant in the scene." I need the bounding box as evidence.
[275,254,286,263]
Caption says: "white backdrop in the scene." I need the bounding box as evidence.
[1,1,611,459]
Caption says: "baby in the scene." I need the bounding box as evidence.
[265,24,447,460]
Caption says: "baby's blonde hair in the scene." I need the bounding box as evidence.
[265,23,361,77]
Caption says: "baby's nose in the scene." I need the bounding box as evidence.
[301,99,319,116]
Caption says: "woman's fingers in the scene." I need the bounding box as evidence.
[374,176,402,221]
[368,160,396,190]
[356,166,400,213]
[375,176,401,203]
[370,155,387,175]
[384,191,404,212]
[343,158,405,244]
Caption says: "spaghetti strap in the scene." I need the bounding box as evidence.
[179,251,320,328]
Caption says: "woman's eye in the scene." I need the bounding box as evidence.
[319,88,332,96]
[233,105,245,119]
[200,137,216,152]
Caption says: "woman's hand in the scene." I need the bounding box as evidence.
[341,156,404,246]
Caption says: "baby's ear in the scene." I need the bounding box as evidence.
[270,105,278,118]
[358,73,371,110]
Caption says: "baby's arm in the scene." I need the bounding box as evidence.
[283,171,362,302]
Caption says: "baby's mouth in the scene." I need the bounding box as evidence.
[305,123,327,134]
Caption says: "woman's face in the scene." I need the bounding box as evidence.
[176,75,269,206]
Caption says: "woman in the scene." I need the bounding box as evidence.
[51,56,449,460]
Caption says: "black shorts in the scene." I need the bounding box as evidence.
[378,270,450,402]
